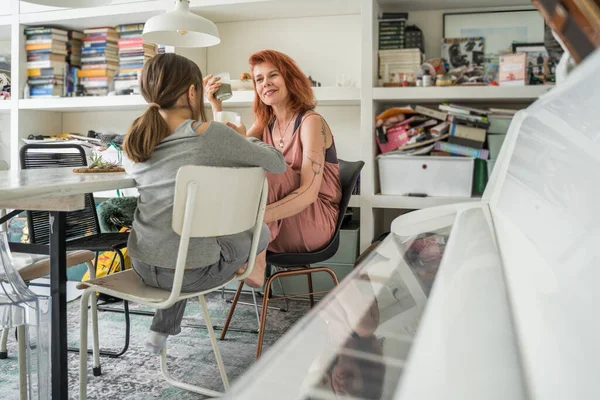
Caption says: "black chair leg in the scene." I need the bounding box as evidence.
[307,270,315,308]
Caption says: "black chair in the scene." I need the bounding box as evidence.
[20,144,131,360]
[219,159,364,358]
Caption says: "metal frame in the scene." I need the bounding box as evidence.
[219,265,340,358]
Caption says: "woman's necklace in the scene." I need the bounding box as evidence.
[276,113,296,149]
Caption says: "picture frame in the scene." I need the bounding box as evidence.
[511,42,556,83]
[443,10,545,56]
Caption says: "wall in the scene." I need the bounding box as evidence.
[208,14,361,87]
[387,6,538,60]
[61,13,363,161]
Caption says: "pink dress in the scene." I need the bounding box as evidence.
[264,111,342,253]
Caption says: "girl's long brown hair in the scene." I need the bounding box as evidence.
[123,53,207,163]
[249,50,316,132]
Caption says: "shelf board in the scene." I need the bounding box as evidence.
[370,194,480,209]
[18,87,359,112]
[19,0,166,30]
[18,0,361,29]
[378,0,532,11]
[19,95,147,112]
[373,86,553,104]
[194,0,361,23]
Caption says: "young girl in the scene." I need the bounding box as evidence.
[123,53,286,354]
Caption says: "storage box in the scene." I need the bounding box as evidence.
[378,155,474,197]
[487,134,506,160]
[488,116,513,134]
[487,159,496,175]
[324,220,360,265]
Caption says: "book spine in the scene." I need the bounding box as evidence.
[415,106,447,121]
[433,142,488,159]
[448,136,484,149]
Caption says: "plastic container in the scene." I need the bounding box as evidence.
[487,134,506,160]
[377,155,474,197]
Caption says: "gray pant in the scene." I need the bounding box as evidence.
[131,224,270,335]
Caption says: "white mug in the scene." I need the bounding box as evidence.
[215,111,241,126]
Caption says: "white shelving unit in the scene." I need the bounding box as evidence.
[1,0,548,251]
[373,86,553,103]
[17,87,359,112]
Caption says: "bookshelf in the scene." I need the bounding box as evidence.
[2,0,549,252]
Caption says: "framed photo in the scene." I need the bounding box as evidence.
[441,37,485,68]
[512,42,556,82]
[443,10,545,56]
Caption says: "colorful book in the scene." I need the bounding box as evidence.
[450,123,487,143]
[433,142,488,159]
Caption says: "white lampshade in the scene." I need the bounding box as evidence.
[142,0,220,47]
[22,0,112,7]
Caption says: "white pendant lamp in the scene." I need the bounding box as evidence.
[22,0,113,7]
[142,0,220,47]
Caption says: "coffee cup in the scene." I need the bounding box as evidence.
[214,72,233,101]
[215,111,241,126]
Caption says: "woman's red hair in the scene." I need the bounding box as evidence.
[249,50,316,132]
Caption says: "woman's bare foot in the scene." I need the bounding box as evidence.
[244,250,267,288]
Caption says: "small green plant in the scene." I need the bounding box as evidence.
[88,153,119,169]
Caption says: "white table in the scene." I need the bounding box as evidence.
[0,167,135,400]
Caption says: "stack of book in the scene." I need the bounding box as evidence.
[25,26,69,98]
[78,27,118,96]
[378,12,407,50]
[434,104,489,159]
[64,30,83,97]
[114,23,157,94]
[378,48,422,85]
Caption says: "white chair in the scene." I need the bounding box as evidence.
[78,165,268,399]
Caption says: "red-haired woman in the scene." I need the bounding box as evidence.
[205,50,341,280]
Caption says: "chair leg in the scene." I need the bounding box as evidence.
[72,257,132,359]
[89,292,101,376]
[17,325,27,400]
[256,276,275,359]
[199,295,229,390]
[306,268,315,308]
[274,273,289,312]
[160,342,223,397]
[79,289,93,400]
[251,289,261,331]
[220,281,243,340]
[0,328,8,359]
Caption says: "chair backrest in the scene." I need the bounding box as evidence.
[162,166,268,305]
[20,144,101,244]
[337,159,365,233]
[172,165,267,237]
[268,159,364,264]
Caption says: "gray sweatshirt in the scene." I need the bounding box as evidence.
[125,120,286,269]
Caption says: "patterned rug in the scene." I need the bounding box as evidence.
[0,291,308,399]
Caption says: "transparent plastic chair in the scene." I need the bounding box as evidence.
[0,232,51,400]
